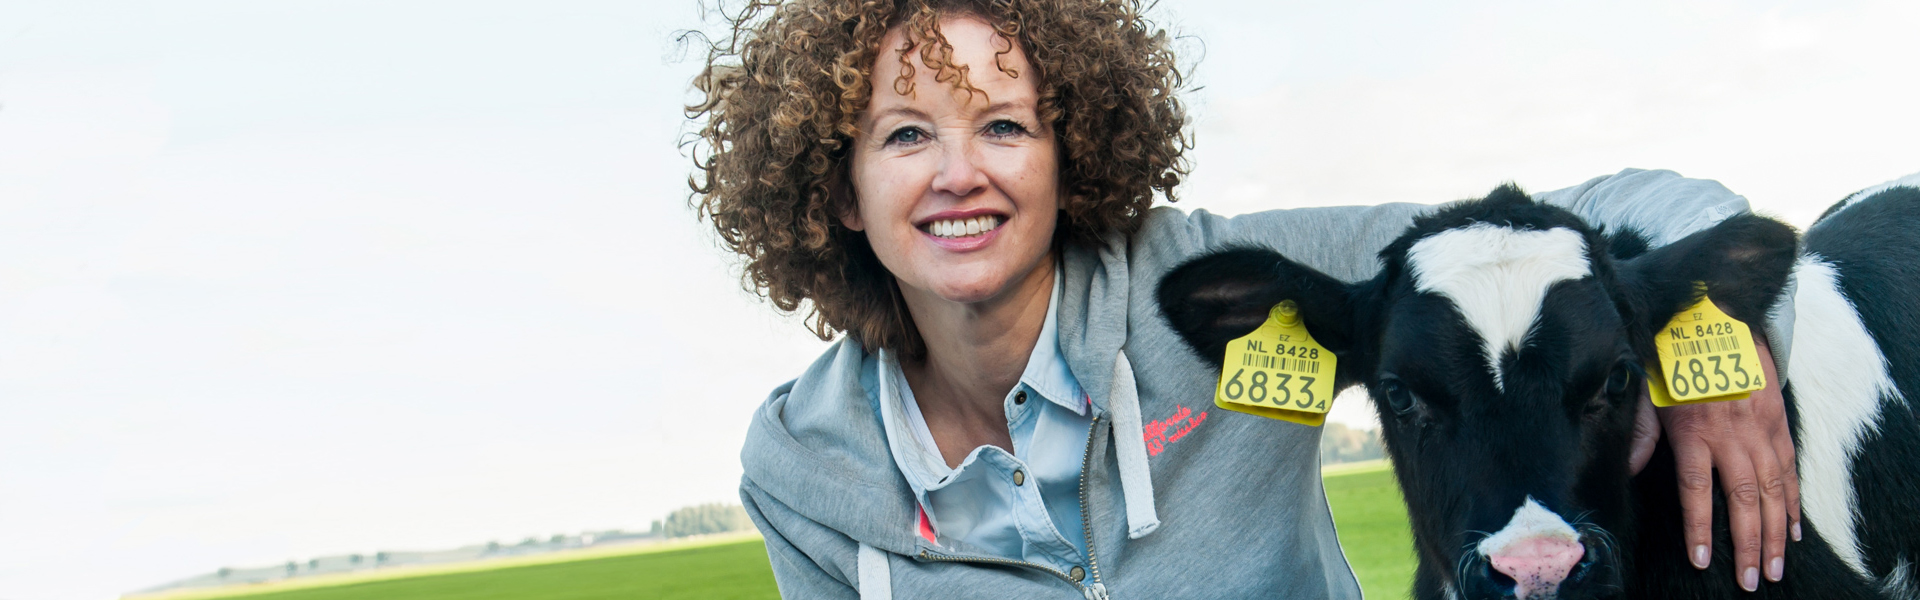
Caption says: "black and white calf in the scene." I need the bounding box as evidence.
[1157,182,1920,600]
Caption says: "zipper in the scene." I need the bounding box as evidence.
[912,414,1111,599]
[913,550,1084,588]
[1077,415,1105,588]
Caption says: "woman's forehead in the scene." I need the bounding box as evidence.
[867,15,1036,116]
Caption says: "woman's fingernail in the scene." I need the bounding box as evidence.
[1743,567,1760,591]
[1692,545,1710,569]
[1768,556,1784,582]
[1792,521,1802,542]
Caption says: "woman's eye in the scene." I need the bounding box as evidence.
[985,120,1026,137]
[886,127,926,145]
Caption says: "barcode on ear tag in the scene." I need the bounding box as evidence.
[1649,289,1765,407]
[1215,301,1339,426]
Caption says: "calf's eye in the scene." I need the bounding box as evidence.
[1605,361,1633,396]
[1381,376,1417,415]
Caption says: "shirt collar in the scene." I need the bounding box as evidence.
[1021,269,1088,416]
[872,268,1086,490]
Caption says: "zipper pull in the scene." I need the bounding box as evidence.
[1083,582,1110,600]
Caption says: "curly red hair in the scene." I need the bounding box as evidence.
[688,0,1188,357]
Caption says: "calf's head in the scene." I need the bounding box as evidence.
[1157,186,1796,600]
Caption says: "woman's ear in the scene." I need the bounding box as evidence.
[839,206,866,231]
[830,166,865,231]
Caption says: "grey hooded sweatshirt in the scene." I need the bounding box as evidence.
[739,169,1758,600]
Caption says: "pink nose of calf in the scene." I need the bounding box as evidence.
[1487,536,1585,599]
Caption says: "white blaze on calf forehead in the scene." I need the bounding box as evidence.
[1477,497,1581,558]
[1408,225,1591,390]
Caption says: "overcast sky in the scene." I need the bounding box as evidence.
[3,1,1916,598]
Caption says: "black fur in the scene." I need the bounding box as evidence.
[1155,247,1360,371]
[1156,185,1906,599]
[1605,228,1652,261]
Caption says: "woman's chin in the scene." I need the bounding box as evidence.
[897,250,1055,308]
[911,270,1042,306]
[925,281,1009,305]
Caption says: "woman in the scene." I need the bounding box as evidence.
[688,0,1800,597]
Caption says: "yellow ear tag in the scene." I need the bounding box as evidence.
[1215,300,1339,426]
[1647,289,1764,407]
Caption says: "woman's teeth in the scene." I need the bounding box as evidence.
[925,215,1003,239]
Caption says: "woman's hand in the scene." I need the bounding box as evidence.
[1629,334,1799,592]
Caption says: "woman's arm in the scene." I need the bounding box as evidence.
[1533,168,1752,248]
[1138,201,1435,284]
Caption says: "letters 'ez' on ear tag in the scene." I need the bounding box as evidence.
[1648,287,1764,407]
[1215,300,1339,426]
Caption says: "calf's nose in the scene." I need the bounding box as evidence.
[1487,536,1584,598]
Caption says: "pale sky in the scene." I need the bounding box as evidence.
[2,1,1916,598]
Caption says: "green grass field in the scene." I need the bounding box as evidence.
[145,463,1413,600]
[1324,461,1417,599]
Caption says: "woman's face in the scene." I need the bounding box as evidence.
[845,16,1059,308]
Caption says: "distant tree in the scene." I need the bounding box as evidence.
[649,520,663,536]
[1319,422,1385,465]
[285,561,298,576]
[660,503,754,538]
[376,552,390,565]
[350,554,363,565]
[308,558,319,569]
[486,541,502,553]
[550,533,568,545]
[217,567,233,579]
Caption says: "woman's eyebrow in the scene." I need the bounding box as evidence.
[863,99,1034,128]
[978,99,1036,116]
[867,106,932,124]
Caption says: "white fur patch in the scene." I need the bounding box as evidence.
[1786,256,1899,577]
[1841,171,1920,210]
[1409,225,1591,390]
[1477,497,1582,557]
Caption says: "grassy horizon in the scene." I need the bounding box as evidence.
[133,464,1413,600]
[139,538,778,600]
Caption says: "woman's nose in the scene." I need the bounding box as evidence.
[929,141,989,198]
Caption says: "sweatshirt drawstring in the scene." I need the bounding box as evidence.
[857,542,892,600]
[1108,351,1161,539]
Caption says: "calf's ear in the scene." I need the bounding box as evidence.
[1617,214,1799,334]
[1156,248,1364,367]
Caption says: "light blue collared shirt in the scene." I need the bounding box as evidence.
[868,271,1094,573]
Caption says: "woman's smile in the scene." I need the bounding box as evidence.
[916,209,1008,250]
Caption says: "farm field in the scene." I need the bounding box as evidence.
[1324,460,1417,599]
[142,463,1413,600]
[134,535,779,600]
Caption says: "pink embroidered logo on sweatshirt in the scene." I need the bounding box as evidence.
[1144,404,1208,457]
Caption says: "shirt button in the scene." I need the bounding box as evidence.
[1069,566,1086,581]
[1012,469,1026,486]
[1014,391,1027,405]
